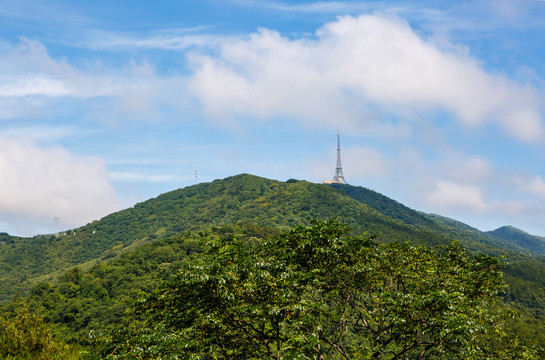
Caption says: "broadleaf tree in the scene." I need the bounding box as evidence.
[92,220,533,359]
[0,308,79,359]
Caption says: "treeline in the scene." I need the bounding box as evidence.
[1,221,544,358]
[4,174,542,305]
[3,174,545,357]
[0,224,272,345]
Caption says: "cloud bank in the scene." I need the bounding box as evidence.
[0,38,188,121]
[0,11,544,236]
[0,38,113,98]
[0,138,118,235]
[188,14,543,141]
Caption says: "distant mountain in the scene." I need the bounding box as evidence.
[487,225,545,255]
[0,174,448,302]
[327,183,534,256]
[326,183,437,228]
[2,173,545,316]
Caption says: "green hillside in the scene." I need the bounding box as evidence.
[2,174,545,303]
[325,183,545,317]
[327,183,438,228]
[487,225,545,255]
[2,174,545,356]
[0,174,451,303]
[328,183,535,256]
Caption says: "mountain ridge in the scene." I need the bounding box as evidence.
[0,173,444,301]
[1,173,545,306]
[2,173,545,349]
[487,225,545,255]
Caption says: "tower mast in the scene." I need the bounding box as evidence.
[333,130,347,184]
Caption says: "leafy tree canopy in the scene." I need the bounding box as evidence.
[0,308,79,359]
[92,220,530,359]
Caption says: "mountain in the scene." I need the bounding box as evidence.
[2,173,545,349]
[1,173,545,309]
[327,182,437,228]
[487,225,545,255]
[0,174,447,302]
[327,183,537,256]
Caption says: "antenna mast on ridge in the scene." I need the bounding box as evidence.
[323,130,347,184]
[333,130,347,184]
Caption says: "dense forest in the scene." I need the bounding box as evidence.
[1,174,545,358]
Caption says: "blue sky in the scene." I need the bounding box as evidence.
[1,0,545,237]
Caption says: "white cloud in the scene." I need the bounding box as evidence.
[0,38,113,98]
[0,138,119,235]
[188,14,544,141]
[0,38,193,121]
[441,155,492,183]
[81,29,219,51]
[422,179,527,218]
[378,147,534,229]
[519,175,545,198]
[0,76,69,97]
[0,125,77,141]
[344,147,388,179]
[230,0,374,13]
[426,181,489,212]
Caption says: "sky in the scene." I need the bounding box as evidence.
[1,0,545,237]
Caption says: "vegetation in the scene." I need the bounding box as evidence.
[487,226,545,255]
[1,174,448,303]
[0,309,79,359]
[90,220,535,359]
[0,174,518,303]
[1,174,545,357]
[0,223,275,345]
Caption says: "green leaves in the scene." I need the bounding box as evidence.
[0,309,79,359]
[95,220,517,359]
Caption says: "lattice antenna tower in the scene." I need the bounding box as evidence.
[333,130,347,184]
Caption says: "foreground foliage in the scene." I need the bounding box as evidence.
[92,220,532,359]
[0,309,79,359]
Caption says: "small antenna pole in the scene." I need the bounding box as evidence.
[53,216,60,233]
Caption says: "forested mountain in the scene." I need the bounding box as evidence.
[1,174,545,357]
[1,174,545,302]
[1,174,450,302]
[327,183,534,255]
[487,225,545,255]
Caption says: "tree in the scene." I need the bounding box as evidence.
[0,308,78,359]
[92,220,524,359]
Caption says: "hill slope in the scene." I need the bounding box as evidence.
[0,174,446,302]
[1,173,545,310]
[327,183,534,256]
[1,173,545,348]
[487,226,545,255]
